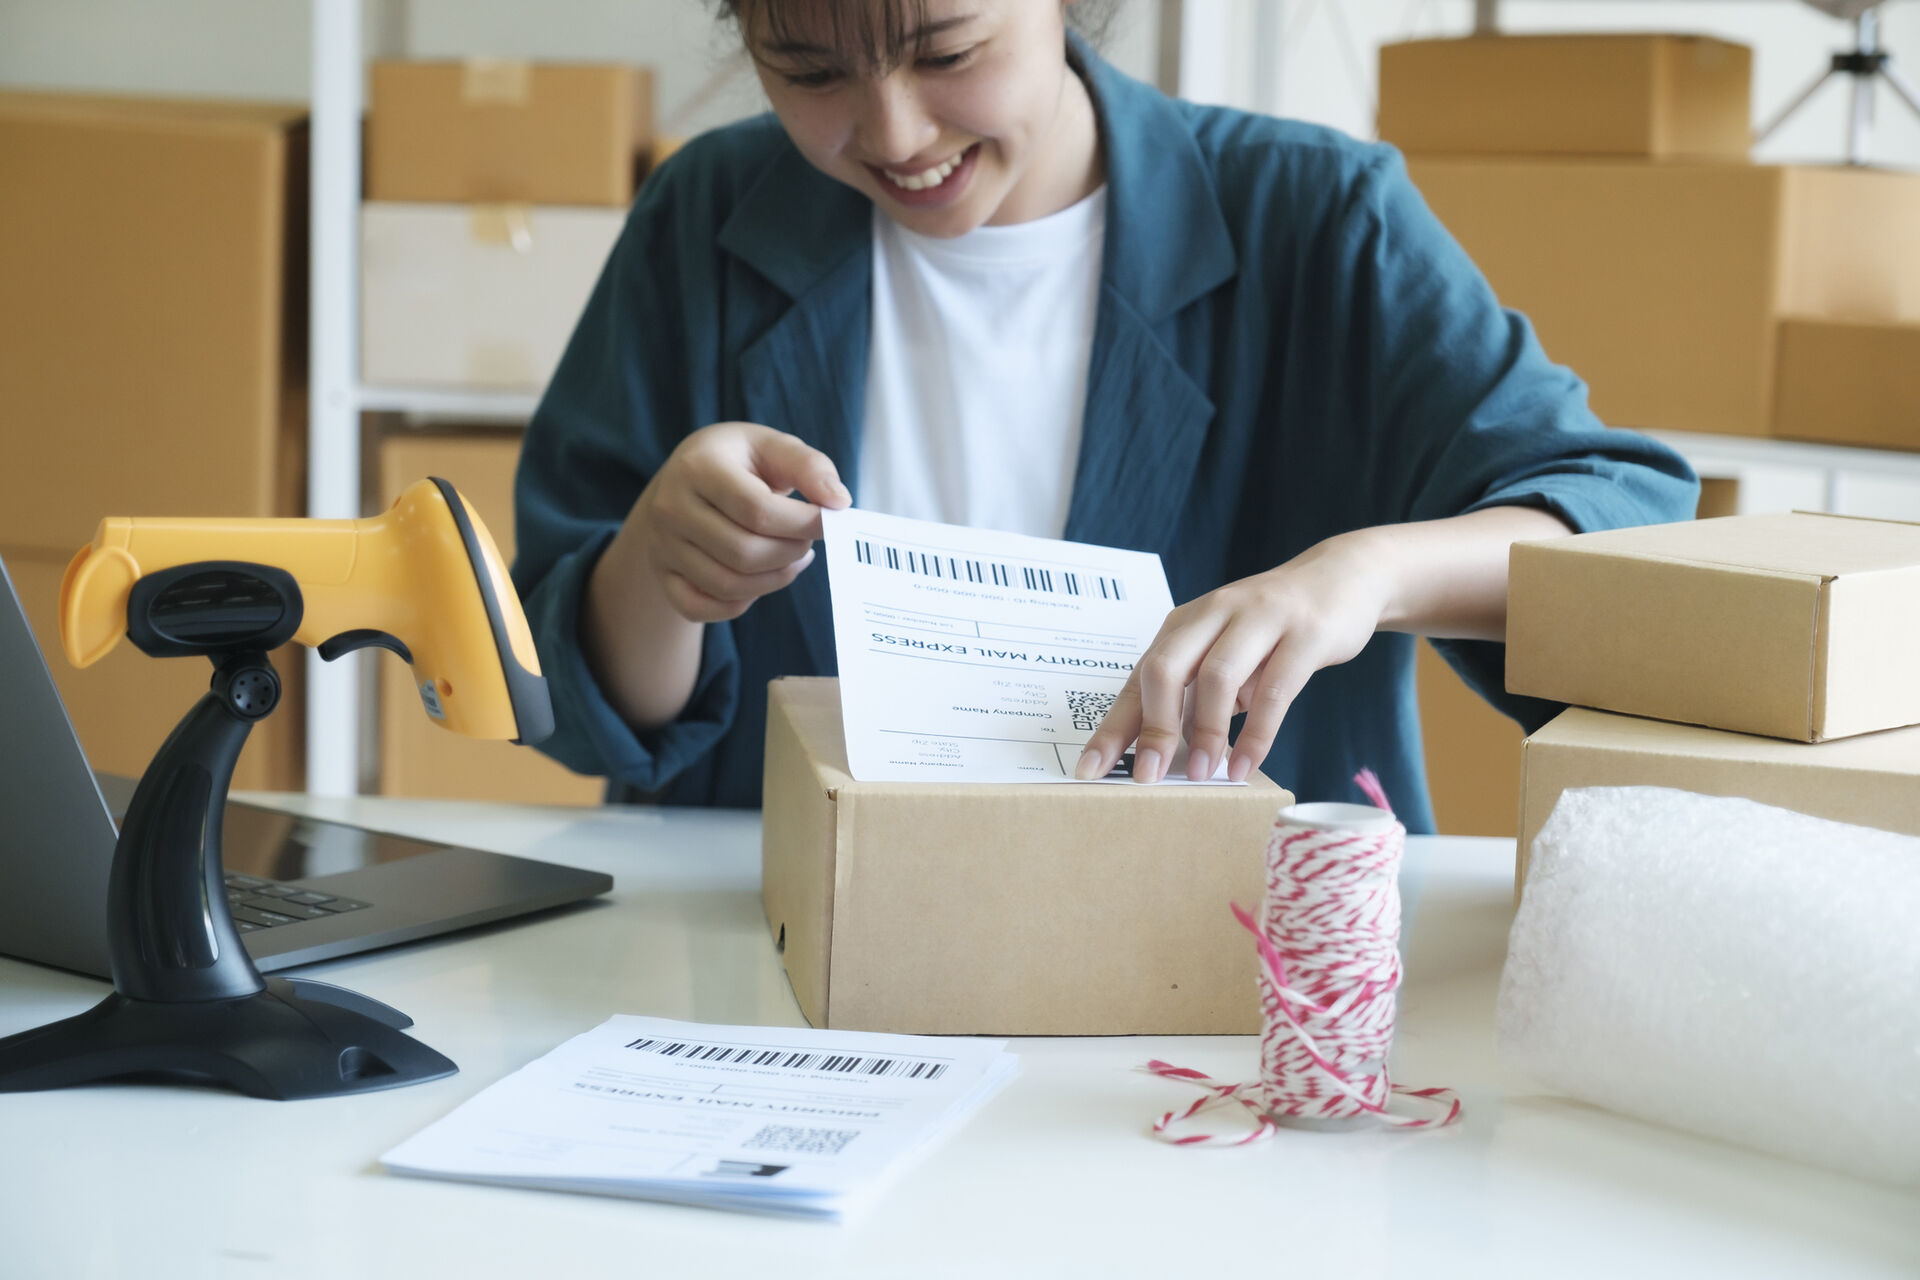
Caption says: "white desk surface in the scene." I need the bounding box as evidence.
[1,798,1913,1280]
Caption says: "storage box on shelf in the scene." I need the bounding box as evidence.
[0,91,310,790]
[1405,158,1920,439]
[360,202,624,392]
[368,60,655,206]
[375,430,604,805]
[1774,317,1920,452]
[1379,34,1752,160]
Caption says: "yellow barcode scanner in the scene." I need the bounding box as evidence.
[0,478,554,1101]
[59,476,552,744]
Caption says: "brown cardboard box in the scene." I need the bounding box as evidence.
[377,430,602,805]
[761,677,1291,1034]
[1518,706,1920,884]
[0,92,309,557]
[1406,158,1920,437]
[1380,34,1751,160]
[3,546,303,792]
[1774,317,1920,451]
[361,203,624,390]
[369,60,654,206]
[1508,512,1920,743]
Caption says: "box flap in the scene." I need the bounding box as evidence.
[1540,512,1920,578]
[1817,566,1920,739]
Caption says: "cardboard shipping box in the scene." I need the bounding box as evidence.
[1406,158,1920,437]
[377,430,602,805]
[369,60,654,206]
[1508,512,1920,743]
[1518,706,1920,884]
[2,547,303,793]
[1774,317,1920,452]
[1380,34,1751,160]
[361,202,623,390]
[761,678,1291,1035]
[0,91,309,557]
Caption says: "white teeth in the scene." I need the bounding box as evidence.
[883,150,963,191]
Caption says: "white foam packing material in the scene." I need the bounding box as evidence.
[1497,786,1920,1185]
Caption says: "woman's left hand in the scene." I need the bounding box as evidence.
[1074,531,1394,785]
[1073,506,1573,785]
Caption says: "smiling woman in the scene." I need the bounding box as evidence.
[722,0,1108,234]
[509,0,1698,826]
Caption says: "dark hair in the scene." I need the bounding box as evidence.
[717,1,1119,73]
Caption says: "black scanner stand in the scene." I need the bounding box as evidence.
[0,625,457,1098]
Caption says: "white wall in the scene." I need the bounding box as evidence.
[1183,0,1920,167]
[0,0,1160,140]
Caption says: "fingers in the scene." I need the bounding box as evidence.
[1226,639,1316,782]
[684,426,848,545]
[751,429,853,511]
[1075,674,1144,781]
[1183,618,1278,784]
[655,539,817,623]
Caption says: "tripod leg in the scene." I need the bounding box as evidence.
[1756,66,1836,147]
[1881,60,1920,120]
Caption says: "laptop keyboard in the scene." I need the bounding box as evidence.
[222,873,371,932]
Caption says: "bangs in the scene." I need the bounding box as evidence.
[727,0,937,73]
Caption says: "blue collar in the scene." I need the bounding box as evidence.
[717,34,1237,320]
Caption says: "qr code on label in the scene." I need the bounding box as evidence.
[1066,689,1117,732]
[743,1124,860,1157]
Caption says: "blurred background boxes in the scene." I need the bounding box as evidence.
[375,430,603,805]
[1380,34,1752,159]
[360,202,623,391]
[0,90,308,790]
[1774,317,1920,450]
[1406,157,1920,438]
[368,59,654,206]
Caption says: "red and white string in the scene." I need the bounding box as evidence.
[1145,770,1461,1145]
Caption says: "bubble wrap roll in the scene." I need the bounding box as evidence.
[1498,786,1920,1185]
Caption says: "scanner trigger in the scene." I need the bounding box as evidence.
[318,629,414,665]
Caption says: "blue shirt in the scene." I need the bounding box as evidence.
[511,40,1698,833]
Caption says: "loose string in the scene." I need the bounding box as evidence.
[1144,769,1461,1145]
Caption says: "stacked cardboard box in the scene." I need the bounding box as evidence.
[361,60,653,392]
[0,92,309,791]
[1508,512,1920,886]
[1383,35,1920,441]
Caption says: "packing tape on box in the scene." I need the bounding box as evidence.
[1499,786,1920,1185]
[469,204,533,252]
[462,58,532,105]
[1145,771,1460,1144]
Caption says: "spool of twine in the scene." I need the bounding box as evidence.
[1145,770,1460,1145]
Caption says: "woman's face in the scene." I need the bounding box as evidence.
[742,0,1100,236]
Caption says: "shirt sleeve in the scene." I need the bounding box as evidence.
[510,157,742,790]
[1346,147,1701,728]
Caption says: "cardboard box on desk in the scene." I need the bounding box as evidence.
[761,678,1291,1035]
[1518,707,1920,885]
[369,60,653,206]
[1406,157,1920,438]
[361,203,624,391]
[1380,34,1751,160]
[0,92,308,557]
[1774,317,1920,452]
[1508,512,1920,743]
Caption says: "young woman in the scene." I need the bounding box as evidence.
[511,0,1696,832]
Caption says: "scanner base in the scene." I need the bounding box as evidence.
[0,976,456,1099]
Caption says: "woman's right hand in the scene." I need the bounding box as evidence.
[630,422,852,623]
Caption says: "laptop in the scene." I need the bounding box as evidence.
[0,551,613,980]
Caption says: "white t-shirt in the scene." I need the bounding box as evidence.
[857,187,1107,538]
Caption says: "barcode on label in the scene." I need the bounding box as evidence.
[744,1124,860,1157]
[625,1037,951,1080]
[853,539,1125,600]
[1066,689,1117,732]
